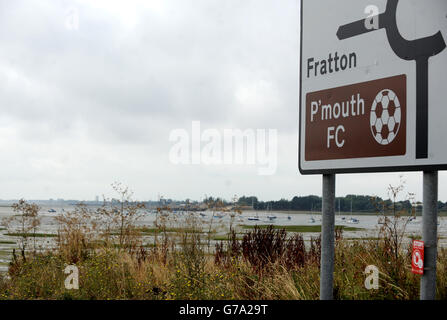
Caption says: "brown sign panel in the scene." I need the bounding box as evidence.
[305,75,406,161]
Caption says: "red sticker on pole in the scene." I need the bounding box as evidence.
[412,240,424,275]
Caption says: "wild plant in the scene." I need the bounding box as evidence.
[3,199,41,261]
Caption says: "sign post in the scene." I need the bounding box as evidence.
[300,0,446,300]
[421,171,438,300]
[320,174,335,300]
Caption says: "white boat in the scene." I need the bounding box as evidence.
[267,215,277,221]
[214,212,224,219]
[248,216,260,221]
[346,217,359,224]
[308,217,315,223]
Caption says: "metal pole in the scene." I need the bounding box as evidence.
[320,174,335,300]
[420,171,438,300]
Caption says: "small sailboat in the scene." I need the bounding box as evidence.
[347,217,359,224]
[266,203,276,221]
[248,199,260,221]
[214,212,224,219]
[346,198,359,224]
[408,205,419,223]
[377,204,386,224]
[48,209,56,213]
[336,198,345,221]
[308,203,316,223]
[248,211,260,221]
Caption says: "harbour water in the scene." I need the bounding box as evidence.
[0,205,446,272]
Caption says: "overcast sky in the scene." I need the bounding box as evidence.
[0,0,446,202]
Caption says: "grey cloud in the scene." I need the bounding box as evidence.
[0,0,444,201]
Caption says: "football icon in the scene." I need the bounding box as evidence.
[370,89,402,145]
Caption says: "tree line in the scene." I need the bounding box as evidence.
[237,195,447,213]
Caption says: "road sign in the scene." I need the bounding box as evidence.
[299,0,447,174]
[412,240,424,275]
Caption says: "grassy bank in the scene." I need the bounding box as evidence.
[5,233,57,238]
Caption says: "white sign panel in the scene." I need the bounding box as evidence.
[299,0,447,174]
